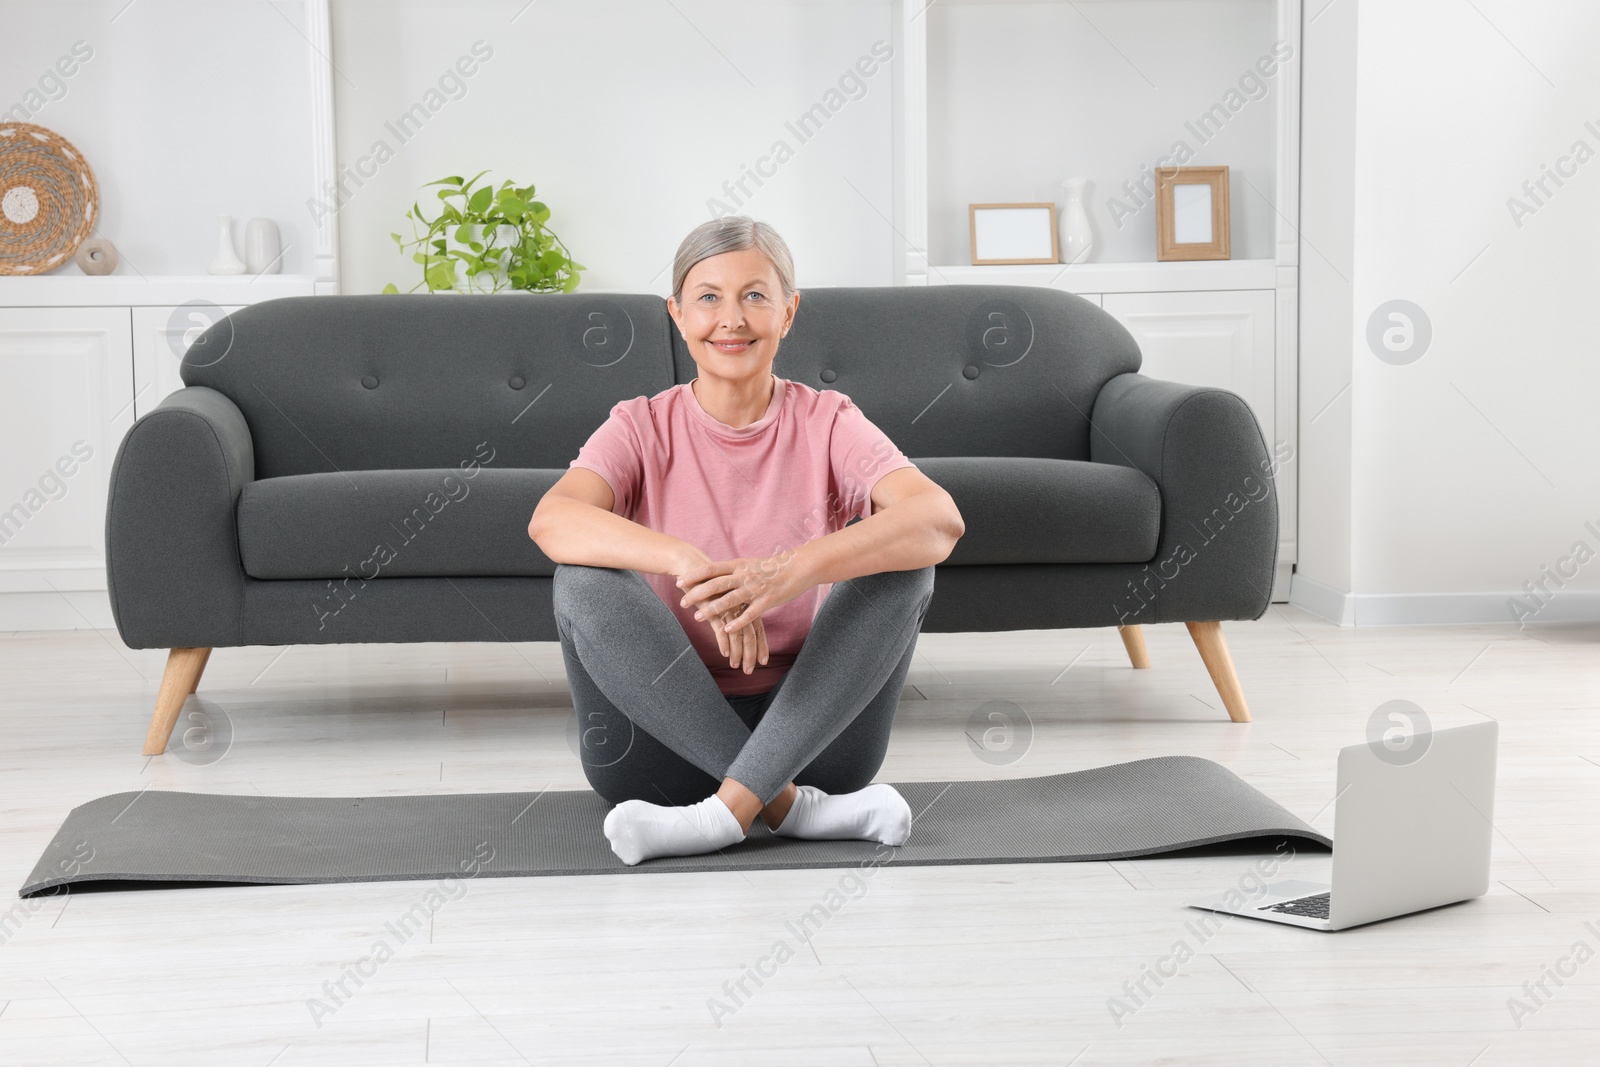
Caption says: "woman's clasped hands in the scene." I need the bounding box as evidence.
[674,550,808,675]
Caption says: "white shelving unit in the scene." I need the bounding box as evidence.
[0,0,337,630]
[891,0,1302,599]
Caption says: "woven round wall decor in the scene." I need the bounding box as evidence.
[0,122,99,276]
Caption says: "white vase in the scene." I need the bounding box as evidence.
[206,214,246,275]
[244,217,282,274]
[1059,178,1093,265]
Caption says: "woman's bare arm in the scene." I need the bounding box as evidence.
[528,468,702,576]
[793,467,963,586]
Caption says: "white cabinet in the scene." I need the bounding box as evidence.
[1101,290,1277,450]
[0,307,134,627]
[1101,289,1291,598]
[1,278,317,630]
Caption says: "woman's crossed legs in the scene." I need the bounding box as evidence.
[552,563,934,864]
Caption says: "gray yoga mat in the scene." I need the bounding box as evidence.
[20,756,1330,897]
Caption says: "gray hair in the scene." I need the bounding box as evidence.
[670,216,798,307]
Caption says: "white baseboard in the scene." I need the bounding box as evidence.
[1289,574,1600,627]
[1270,561,1293,603]
[1288,573,1355,625]
[0,589,115,632]
[1352,591,1600,627]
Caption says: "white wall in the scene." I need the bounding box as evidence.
[1295,0,1600,625]
[327,0,899,297]
[1291,0,1356,620]
[1,0,318,276]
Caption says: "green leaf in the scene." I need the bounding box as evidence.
[425,262,455,290]
[467,186,494,215]
[381,282,399,294]
[424,175,464,187]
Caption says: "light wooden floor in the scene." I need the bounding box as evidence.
[1,609,1598,1066]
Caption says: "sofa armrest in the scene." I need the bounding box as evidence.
[1090,373,1280,624]
[105,386,255,648]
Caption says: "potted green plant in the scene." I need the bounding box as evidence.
[383,171,585,294]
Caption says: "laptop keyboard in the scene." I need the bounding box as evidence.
[1261,892,1331,919]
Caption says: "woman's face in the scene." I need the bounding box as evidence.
[668,248,798,385]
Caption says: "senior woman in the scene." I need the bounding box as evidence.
[528,216,964,865]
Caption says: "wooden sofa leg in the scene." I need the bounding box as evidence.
[1117,625,1151,669]
[1185,622,1250,723]
[143,647,213,755]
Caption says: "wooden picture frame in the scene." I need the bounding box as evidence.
[1155,166,1230,261]
[969,202,1060,265]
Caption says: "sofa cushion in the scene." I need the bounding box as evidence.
[238,467,560,580]
[915,457,1159,565]
[686,285,1143,463]
[184,293,677,479]
[237,458,1159,580]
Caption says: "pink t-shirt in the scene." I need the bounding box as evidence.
[568,375,916,696]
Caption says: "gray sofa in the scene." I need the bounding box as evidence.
[106,285,1278,755]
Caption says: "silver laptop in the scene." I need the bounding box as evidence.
[1187,719,1498,931]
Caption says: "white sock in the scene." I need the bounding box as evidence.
[603,794,746,866]
[773,783,913,846]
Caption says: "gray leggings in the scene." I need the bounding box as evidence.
[552,563,935,807]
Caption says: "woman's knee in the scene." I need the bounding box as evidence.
[552,562,617,599]
[838,565,935,623]
[552,563,635,623]
[857,564,935,599]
